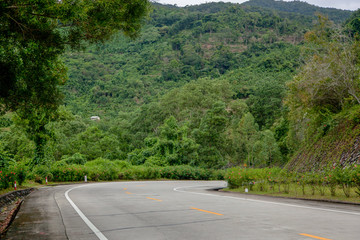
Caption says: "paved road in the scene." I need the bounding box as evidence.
[4,181,360,240]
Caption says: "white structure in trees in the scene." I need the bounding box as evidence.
[90,116,100,121]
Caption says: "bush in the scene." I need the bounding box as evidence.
[32,165,53,182]
[51,165,88,182]
[85,158,119,181]
[144,156,167,167]
[0,169,12,189]
[8,162,28,186]
[352,164,360,196]
[113,160,132,169]
[160,166,210,180]
[61,153,87,165]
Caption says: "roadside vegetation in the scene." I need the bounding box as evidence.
[1,1,360,204]
[225,166,360,203]
[0,158,224,192]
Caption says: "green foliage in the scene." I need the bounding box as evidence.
[0,170,12,190]
[242,0,351,23]
[50,165,89,182]
[61,153,87,165]
[8,162,28,186]
[1,2,356,173]
[345,9,360,38]
[285,16,360,159]
[0,149,14,169]
[226,165,360,198]
[0,160,28,189]
[144,156,167,167]
[84,158,119,181]
[0,0,150,165]
[352,164,360,196]
[113,160,132,169]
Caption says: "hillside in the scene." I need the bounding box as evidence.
[287,121,360,172]
[63,2,311,117]
[1,2,359,170]
[242,0,352,23]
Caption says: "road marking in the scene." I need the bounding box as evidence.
[173,185,360,216]
[65,185,108,240]
[123,188,127,190]
[191,207,223,216]
[146,197,163,202]
[300,233,332,240]
[125,191,133,194]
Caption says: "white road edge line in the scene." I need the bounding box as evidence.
[173,184,360,216]
[65,185,108,240]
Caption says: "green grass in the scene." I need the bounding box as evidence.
[223,183,360,204]
[0,181,42,196]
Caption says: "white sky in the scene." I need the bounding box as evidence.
[154,0,360,11]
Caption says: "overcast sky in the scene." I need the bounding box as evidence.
[155,0,360,11]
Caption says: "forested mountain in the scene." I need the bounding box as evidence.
[63,2,311,117]
[242,0,352,23]
[1,1,358,170]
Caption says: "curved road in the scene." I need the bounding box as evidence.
[4,181,360,240]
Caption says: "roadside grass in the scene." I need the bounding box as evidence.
[223,183,360,204]
[0,181,42,196]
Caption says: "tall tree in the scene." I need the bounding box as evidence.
[0,0,150,164]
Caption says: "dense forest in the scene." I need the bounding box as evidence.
[1,0,360,174]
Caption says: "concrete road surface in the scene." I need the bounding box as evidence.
[4,181,360,240]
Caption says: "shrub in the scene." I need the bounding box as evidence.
[61,153,87,165]
[85,158,119,181]
[144,156,167,167]
[50,165,88,182]
[333,167,353,197]
[8,162,28,186]
[0,169,12,189]
[210,169,225,180]
[113,160,132,170]
[352,164,360,196]
[32,165,53,182]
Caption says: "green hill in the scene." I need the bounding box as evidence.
[63,2,311,117]
[242,0,352,23]
[1,2,358,170]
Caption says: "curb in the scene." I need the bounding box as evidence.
[217,188,360,206]
[0,199,24,237]
[0,188,34,209]
[0,188,34,237]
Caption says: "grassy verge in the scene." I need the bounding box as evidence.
[223,183,360,204]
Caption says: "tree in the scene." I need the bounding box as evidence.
[345,9,360,38]
[193,101,228,168]
[287,17,360,117]
[0,0,150,164]
[247,77,285,129]
[128,116,199,166]
[237,112,259,166]
[0,0,150,113]
[285,16,360,153]
[253,130,282,167]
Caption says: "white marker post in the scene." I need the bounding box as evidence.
[245,188,248,193]
[46,177,48,184]
[85,175,87,183]
[14,181,17,190]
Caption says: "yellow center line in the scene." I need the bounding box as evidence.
[146,197,163,202]
[125,191,133,194]
[191,207,223,216]
[300,233,332,240]
[123,188,127,190]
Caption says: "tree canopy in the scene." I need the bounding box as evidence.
[0,0,150,114]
